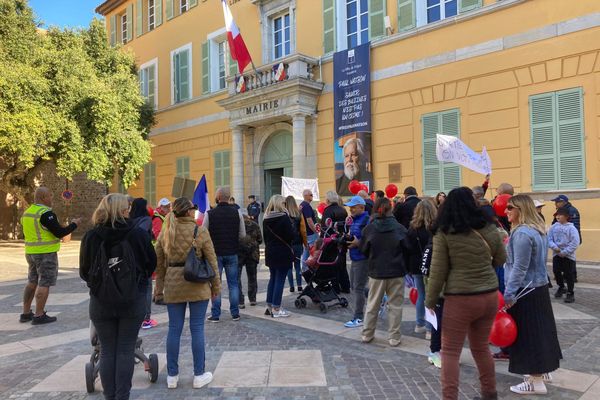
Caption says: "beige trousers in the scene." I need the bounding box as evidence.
[362,277,404,341]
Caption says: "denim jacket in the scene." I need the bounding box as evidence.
[504,225,549,303]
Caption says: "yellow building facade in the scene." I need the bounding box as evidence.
[96,0,600,260]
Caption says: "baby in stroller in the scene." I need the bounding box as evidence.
[84,321,159,393]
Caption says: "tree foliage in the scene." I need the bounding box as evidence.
[0,0,154,204]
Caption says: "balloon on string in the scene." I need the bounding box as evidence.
[493,194,512,217]
[409,287,418,305]
[489,310,517,347]
[348,180,361,194]
[497,291,505,311]
[359,183,369,193]
[370,192,376,201]
[385,184,398,199]
[317,202,327,215]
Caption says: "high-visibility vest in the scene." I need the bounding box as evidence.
[152,211,166,245]
[21,204,61,255]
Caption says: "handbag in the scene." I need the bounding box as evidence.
[183,226,216,283]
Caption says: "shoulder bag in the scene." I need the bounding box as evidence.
[183,226,216,283]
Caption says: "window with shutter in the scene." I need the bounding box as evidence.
[144,163,156,206]
[140,60,158,109]
[228,48,237,78]
[166,0,174,20]
[110,15,117,45]
[530,88,585,190]
[176,157,190,178]
[148,0,155,31]
[171,44,192,104]
[323,0,336,54]
[459,0,482,13]
[121,13,128,44]
[369,0,386,41]
[202,41,210,94]
[126,4,133,42]
[214,151,231,187]
[155,0,163,26]
[397,0,415,32]
[422,109,461,195]
[136,0,143,37]
[415,0,480,27]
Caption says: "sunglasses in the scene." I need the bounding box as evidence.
[506,205,519,211]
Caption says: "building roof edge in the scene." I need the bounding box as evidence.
[95,0,127,16]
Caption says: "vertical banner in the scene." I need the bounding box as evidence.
[333,42,373,196]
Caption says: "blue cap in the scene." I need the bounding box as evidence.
[344,196,366,207]
[551,194,569,202]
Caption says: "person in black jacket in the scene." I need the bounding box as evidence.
[79,193,156,400]
[321,191,350,293]
[263,195,295,318]
[393,186,421,229]
[285,196,306,293]
[357,197,409,347]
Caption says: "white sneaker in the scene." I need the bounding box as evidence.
[425,331,432,340]
[510,376,547,395]
[193,372,213,389]
[414,325,427,334]
[389,338,401,347]
[427,352,442,369]
[272,309,290,318]
[167,375,178,389]
[525,373,553,382]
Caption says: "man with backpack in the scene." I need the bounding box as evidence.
[20,187,82,325]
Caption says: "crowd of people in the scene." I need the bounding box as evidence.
[18,178,583,399]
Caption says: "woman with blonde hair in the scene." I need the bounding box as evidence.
[285,195,306,293]
[80,193,156,400]
[155,197,220,390]
[504,195,561,395]
[263,195,294,317]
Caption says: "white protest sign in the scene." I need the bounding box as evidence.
[436,135,492,175]
[281,177,320,201]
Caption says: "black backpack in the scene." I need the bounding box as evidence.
[88,234,140,306]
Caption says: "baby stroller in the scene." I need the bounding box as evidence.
[85,321,159,393]
[294,217,352,313]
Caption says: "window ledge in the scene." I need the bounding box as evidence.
[320,0,528,63]
[162,88,228,114]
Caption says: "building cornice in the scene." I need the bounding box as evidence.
[95,0,127,16]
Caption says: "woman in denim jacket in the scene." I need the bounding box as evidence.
[504,194,562,396]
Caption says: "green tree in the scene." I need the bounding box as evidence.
[0,0,154,204]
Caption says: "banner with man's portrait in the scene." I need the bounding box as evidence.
[333,42,373,197]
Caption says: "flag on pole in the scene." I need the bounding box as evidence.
[193,174,210,213]
[222,0,252,74]
[273,62,287,81]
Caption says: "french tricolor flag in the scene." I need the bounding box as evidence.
[222,0,252,74]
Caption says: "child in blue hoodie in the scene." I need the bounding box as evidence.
[548,207,580,303]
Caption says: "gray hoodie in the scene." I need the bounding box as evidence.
[548,222,580,261]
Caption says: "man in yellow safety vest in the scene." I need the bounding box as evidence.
[20,187,81,325]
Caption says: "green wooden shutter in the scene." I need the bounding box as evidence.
[440,110,461,192]
[166,0,174,20]
[110,15,117,45]
[155,0,163,26]
[228,47,237,78]
[126,4,133,42]
[422,114,441,196]
[223,151,231,186]
[397,0,415,31]
[202,41,210,94]
[369,0,386,40]
[179,49,190,101]
[173,53,179,102]
[176,157,189,178]
[557,88,585,189]
[148,65,156,108]
[530,93,557,190]
[136,0,143,37]
[323,0,336,54]
[189,0,197,8]
[214,152,222,186]
[144,163,156,206]
[459,0,482,13]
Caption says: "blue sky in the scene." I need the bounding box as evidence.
[29,0,101,29]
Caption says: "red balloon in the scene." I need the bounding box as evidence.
[497,291,505,311]
[370,192,376,201]
[385,184,398,198]
[493,194,512,217]
[317,202,327,215]
[489,310,517,347]
[359,183,369,193]
[409,287,418,305]
[348,180,361,194]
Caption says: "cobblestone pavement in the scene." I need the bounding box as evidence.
[1,243,599,399]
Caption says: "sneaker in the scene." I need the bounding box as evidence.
[425,331,432,340]
[193,372,213,389]
[232,315,240,321]
[414,325,427,334]
[272,309,290,318]
[149,319,158,327]
[492,350,510,361]
[344,318,364,328]
[167,375,178,389]
[564,293,575,303]
[264,308,272,316]
[250,301,257,306]
[207,316,220,323]
[510,376,547,395]
[290,286,295,293]
[389,338,401,347]
[298,286,303,291]
[428,352,442,369]
[31,312,57,325]
[239,304,246,309]
[19,310,34,323]
[525,373,553,383]
[141,320,153,329]
[554,287,566,298]
[361,335,374,343]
